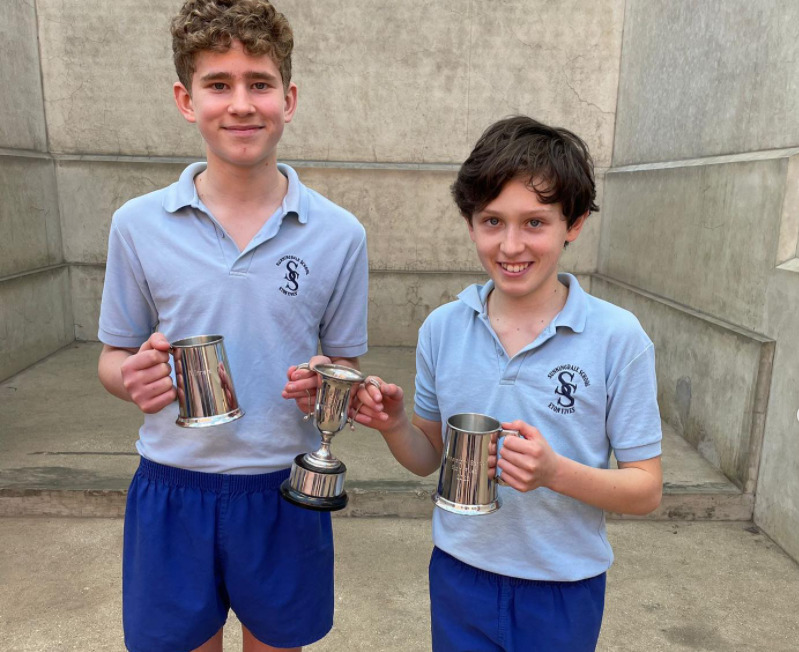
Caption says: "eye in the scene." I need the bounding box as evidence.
[485,217,500,226]
[211,82,227,91]
[253,82,268,90]
[528,219,542,228]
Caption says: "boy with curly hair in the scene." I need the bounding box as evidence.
[353,116,663,651]
[97,1,368,650]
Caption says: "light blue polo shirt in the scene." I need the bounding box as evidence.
[415,274,662,581]
[99,162,368,474]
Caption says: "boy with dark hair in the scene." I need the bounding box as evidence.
[353,115,662,651]
[97,1,368,650]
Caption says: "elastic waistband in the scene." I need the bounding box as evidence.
[136,457,290,492]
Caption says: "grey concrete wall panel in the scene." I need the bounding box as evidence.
[37,0,622,165]
[599,159,786,334]
[60,160,603,272]
[776,155,799,271]
[0,1,47,151]
[0,269,73,381]
[369,271,592,348]
[72,264,590,349]
[462,0,623,169]
[0,157,62,277]
[615,0,799,166]
[57,160,187,264]
[369,271,483,348]
[592,275,773,491]
[282,0,623,166]
[36,0,201,157]
[70,266,104,342]
[755,272,799,562]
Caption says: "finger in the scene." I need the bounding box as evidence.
[356,384,383,409]
[285,375,320,394]
[504,420,542,441]
[288,368,313,382]
[282,387,316,401]
[496,443,536,471]
[351,409,389,425]
[140,332,170,353]
[308,355,332,369]
[128,348,170,370]
[131,377,176,409]
[141,385,177,414]
[140,361,173,383]
[494,460,530,489]
[379,383,404,402]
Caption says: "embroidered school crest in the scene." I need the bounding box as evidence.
[276,254,309,296]
[546,364,591,415]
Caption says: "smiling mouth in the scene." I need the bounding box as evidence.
[499,262,531,273]
[224,125,263,132]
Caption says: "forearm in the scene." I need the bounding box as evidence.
[549,456,662,516]
[379,415,442,478]
[98,346,136,402]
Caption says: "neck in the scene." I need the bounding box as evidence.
[488,276,568,322]
[198,157,286,208]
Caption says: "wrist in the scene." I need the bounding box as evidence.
[547,453,569,493]
[381,411,411,439]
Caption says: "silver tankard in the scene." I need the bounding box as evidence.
[280,363,365,511]
[433,412,520,515]
[170,334,244,428]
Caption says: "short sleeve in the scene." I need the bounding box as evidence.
[319,231,369,358]
[413,320,440,422]
[606,343,663,462]
[97,220,158,348]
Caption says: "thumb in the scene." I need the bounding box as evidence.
[141,332,171,353]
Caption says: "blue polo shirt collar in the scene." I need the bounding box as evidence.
[457,273,587,334]
[161,161,306,224]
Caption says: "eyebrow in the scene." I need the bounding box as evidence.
[199,71,279,83]
[479,208,556,218]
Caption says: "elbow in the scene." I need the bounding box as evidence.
[632,483,663,516]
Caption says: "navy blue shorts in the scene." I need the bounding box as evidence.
[123,457,334,652]
[429,547,605,652]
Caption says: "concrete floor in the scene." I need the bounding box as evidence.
[2,342,795,650]
[1,343,749,520]
[1,517,798,651]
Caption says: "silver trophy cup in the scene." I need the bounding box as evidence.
[433,413,519,515]
[170,334,244,428]
[280,363,365,511]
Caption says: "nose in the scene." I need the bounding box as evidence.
[228,85,254,116]
[500,226,525,257]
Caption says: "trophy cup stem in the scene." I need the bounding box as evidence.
[306,432,340,468]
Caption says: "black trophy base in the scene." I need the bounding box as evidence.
[280,454,349,512]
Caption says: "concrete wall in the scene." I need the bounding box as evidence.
[22,0,622,355]
[0,1,72,380]
[595,0,799,559]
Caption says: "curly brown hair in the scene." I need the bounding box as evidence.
[171,0,293,91]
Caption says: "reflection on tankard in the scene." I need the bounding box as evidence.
[280,362,365,511]
[170,334,244,428]
[433,412,520,515]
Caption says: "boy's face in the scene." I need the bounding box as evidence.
[467,177,585,304]
[173,40,297,171]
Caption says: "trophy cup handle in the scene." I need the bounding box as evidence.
[293,362,314,421]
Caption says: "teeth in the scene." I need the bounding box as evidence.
[502,263,529,273]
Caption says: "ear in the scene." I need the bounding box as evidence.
[173,82,196,123]
[282,82,298,124]
[565,211,588,244]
